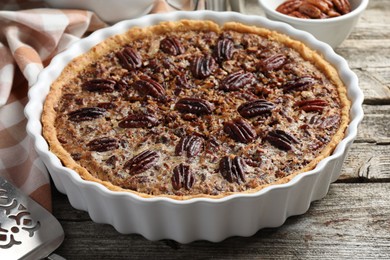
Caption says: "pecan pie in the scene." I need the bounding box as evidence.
[42,20,350,199]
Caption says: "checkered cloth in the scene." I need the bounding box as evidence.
[0,1,204,211]
[0,9,106,211]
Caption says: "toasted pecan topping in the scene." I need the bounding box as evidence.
[172,163,195,190]
[51,21,345,197]
[220,156,246,184]
[68,107,106,122]
[223,118,257,144]
[124,150,159,175]
[175,97,215,115]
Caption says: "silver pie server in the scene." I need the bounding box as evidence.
[0,176,64,259]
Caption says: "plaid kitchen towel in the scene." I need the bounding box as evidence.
[0,8,106,211]
[0,0,205,211]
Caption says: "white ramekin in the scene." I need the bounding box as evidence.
[25,11,364,243]
[258,0,369,48]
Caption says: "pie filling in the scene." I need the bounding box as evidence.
[42,20,350,199]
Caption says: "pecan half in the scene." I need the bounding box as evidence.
[276,0,303,14]
[124,150,159,175]
[190,55,216,79]
[223,118,256,143]
[306,0,331,12]
[213,38,234,62]
[160,36,185,56]
[118,114,159,128]
[322,0,335,8]
[266,129,299,151]
[282,76,316,92]
[175,135,204,158]
[333,0,350,14]
[299,3,322,18]
[219,156,246,183]
[238,99,275,118]
[171,163,195,190]
[87,137,119,152]
[82,79,116,93]
[219,71,254,91]
[117,47,142,70]
[295,99,328,112]
[327,9,341,17]
[175,97,214,115]
[132,79,165,99]
[258,54,287,72]
[289,10,310,18]
[68,107,106,122]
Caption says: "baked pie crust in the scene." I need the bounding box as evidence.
[42,20,350,199]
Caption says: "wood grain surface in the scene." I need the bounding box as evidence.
[50,0,390,259]
[52,183,390,259]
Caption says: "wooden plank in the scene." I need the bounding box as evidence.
[336,40,390,69]
[51,183,390,259]
[339,105,390,181]
[353,0,390,27]
[339,143,390,182]
[348,25,390,40]
[356,105,390,143]
[351,69,390,104]
[369,67,390,85]
[358,156,390,181]
[363,104,390,114]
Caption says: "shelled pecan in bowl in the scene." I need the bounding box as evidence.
[259,0,369,47]
[276,0,351,19]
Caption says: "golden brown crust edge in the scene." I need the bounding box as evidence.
[42,20,351,200]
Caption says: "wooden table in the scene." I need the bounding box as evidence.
[51,0,390,258]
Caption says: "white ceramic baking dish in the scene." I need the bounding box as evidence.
[25,11,364,243]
